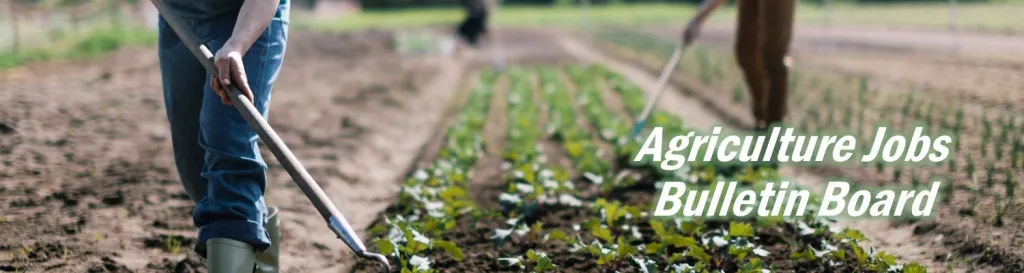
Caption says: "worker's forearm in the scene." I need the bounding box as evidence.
[692,0,727,23]
[225,0,279,54]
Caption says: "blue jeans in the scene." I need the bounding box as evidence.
[157,3,289,257]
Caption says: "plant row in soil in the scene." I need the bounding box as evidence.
[593,26,1024,225]
[351,64,928,273]
[590,27,1024,270]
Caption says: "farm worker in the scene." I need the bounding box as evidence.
[456,0,491,46]
[156,0,288,272]
[682,0,796,131]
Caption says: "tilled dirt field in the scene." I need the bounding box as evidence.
[2,24,1018,273]
[0,29,472,272]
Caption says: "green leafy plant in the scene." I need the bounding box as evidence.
[1005,170,1016,198]
[732,84,744,103]
[994,196,1011,227]
[526,250,557,272]
[960,189,979,216]
[165,235,182,255]
[986,163,997,188]
[942,176,955,204]
[966,156,976,179]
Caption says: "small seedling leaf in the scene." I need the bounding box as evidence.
[790,246,816,262]
[591,224,613,243]
[729,222,754,238]
[373,238,396,256]
[649,220,667,239]
[432,240,464,261]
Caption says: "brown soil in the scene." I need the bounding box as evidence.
[467,74,510,210]
[0,29,467,272]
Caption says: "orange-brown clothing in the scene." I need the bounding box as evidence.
[734,0,797,129]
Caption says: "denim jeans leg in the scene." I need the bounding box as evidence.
[189,7,289,257]
[158,16,209,204]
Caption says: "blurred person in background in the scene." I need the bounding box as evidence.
[157,0,289,272]
[682,0,796,131]
[456,0,491,47]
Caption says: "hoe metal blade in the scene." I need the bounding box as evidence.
[148,1,391,272]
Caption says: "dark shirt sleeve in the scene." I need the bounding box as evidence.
[461,0,488,17]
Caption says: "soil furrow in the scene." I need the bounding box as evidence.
[533,69,576,175]
[468,74,511,210]
[404,69,480,176]
[555,67,618,167]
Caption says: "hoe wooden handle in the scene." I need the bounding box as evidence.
[148,0,376,261]
[638,43,684,121]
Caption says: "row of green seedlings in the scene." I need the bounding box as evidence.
[879,86,1023,227]
[491,68,581,272]
[576,64,806,272]
[787,40,1016,226]
[758,59,1024,227]
[796,70,1023,227]
[784,61,1024,227]
[536,65,743,272]
[873,90,1022,223]
[561,64,645,178]
[705,25,1002,228]
[596,27,1023,229]
[537,67,611,177]
[874,91,1022,226]
[582,64,786,272]
[593,61,932,272]
[799,75,1024,168]
[491,67,701,271]
[550,64,690,268]
[368,71,500,272]
[493,65,772,272]
[583,63,931,272]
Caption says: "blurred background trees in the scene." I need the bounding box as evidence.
[2,0,147,51]
[0,0,1005,55]
[0,0,1014,69]
[0,0,153,68]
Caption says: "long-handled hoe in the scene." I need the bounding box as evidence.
[149,0,391,271]
[630,42,690,139]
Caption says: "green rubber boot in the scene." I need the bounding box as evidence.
[256,206,280,273]
[206,238,257,273]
